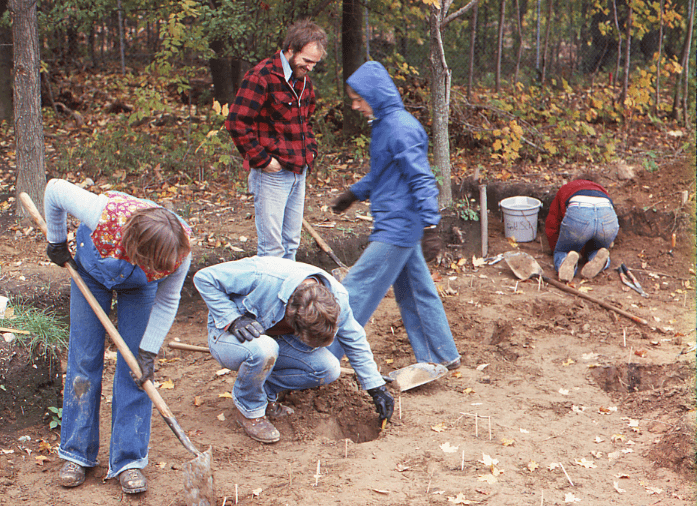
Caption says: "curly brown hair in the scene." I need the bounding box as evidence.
[285,280,339,348]
[120,207,190,273]
[282,19,327,56]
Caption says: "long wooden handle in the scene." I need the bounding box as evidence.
[169,341,210,353]
[19,192,201,456]
[302,218,348,269]
[542,275,649,325]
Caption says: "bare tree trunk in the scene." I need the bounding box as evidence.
[10,0,45,217]
[541,0,552,84]
[654,0,664,113]
[513,0,523,84]
[495,0,506,93]
[612,0,621,87]
[620,0,633,107]
[682,0,695,125]
[117,0,125,74]
[430,5,452,207]
[467,2,478,100]
[0,0,12,122]
[342,0,363,137]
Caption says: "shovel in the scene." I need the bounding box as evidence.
[503,250,649,326]
[167,342,448,392]
[19,193,215,506]
[302,218,351,282]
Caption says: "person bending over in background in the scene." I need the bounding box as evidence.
[44,179,191,494]
[193,256,393,444]
[545,177,619,282]
[330,61,461,371]
[225,19,327,260]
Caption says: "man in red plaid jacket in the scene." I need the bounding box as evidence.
[226,20,327,260]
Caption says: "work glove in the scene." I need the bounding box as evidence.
[421,226,441,262]
[331,190,357,214]
[367,385,394,422]
[46,241,76,268]
[130,348,158,389]
[229,315,264,343]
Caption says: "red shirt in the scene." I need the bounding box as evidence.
[225,51,317,174]
[545,180,611,252]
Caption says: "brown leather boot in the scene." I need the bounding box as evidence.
[236,409,280,443]
[59,461,85,488]
[119,468,147,494]
[266,401,294,418]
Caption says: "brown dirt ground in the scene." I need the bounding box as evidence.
[0,156,694,505]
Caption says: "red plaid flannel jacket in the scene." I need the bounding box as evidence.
[225,51,317,174]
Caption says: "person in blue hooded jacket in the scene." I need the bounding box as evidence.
[330,61,461,370]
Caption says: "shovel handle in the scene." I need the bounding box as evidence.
[19,192,202,457]
[541,275,649,326]
[302,218,348,269]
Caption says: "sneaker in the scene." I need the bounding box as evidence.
[236,409,280,444]
[59,461,85,488]
[119,469,147,494]
[266,401,294,418]
[581,248,610,279]
[558,251,579,282]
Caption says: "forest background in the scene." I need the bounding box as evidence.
[0,0,695,216]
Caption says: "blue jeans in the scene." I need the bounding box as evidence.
[58,262,158,479]
[553,205,619,272]
[209,332,340,418]
[248,167,306,260]
[334,241,460,366]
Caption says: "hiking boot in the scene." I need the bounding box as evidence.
[266,401,294,418]
[119,468,147,494]
[59,461,85,488]
[236,410,280,444]
[558,251,579,282]
[581,248,610,279]
[444,357,461,370]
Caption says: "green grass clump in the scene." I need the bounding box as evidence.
[1,298,69,358]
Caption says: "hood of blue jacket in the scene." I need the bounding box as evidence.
[347,61,404,120]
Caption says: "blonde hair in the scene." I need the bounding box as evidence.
[285,282,339,348]
[120,207,190,272]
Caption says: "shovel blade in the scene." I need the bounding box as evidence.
[183,447,215,506]
[387,363,448,392]
[504,250,543,280]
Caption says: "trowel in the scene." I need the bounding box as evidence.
[385,363,449,392]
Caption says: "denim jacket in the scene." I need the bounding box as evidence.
[193,256,384,391]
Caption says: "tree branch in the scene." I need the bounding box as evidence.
[442,0,479,28]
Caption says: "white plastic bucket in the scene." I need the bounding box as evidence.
[499,196,542,242]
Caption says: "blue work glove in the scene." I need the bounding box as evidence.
[46,241,77,268]
[130,349,157,389]
[229,315,264,343]
[367,385,394,422]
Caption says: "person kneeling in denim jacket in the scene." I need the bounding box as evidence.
[193,256,393,443]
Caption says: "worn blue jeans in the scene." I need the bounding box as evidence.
[553,205,619,272]
[332,241,460,366]
[248,167,306,260]
[58,262,158,479]
[209,332,340,419]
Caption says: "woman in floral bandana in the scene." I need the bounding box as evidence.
[43,178,191,495]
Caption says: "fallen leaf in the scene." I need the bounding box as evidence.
[395,463,410,472]
[1,449,14,454]
[218,392,233,399]
[590,451,602,458]
[548,462,561,470]
[217,413,226,421]
[519,428,529,433]
[451,371,462,378]
[479,454,499,467]
[608,450,622,461]
[572,405,586,413]
[440,442,459,453]
[431,423,447,432]
[216,368,231,376]
[634,349,648,357]
[35,455,48,466]
[593,436,604,443]
[577,286,593,293]
[615,473,630,479]
[565,492,582,502]
[38,440,52,452]
[448,492,474,504]
[385,358,394,364]
[463,388,474,394]
[563,358,575,366]
[645,485,663,495]
[613,481,626,493]
[372,489,390,495]
[476,363,489,371]
[252,487,262,497]
[477,474,497,484]
[156,462,167,469]
[558,388,569,396]
[611,434,625,442]
[527,460,539,472]
[575,458,597,469]
[472,256,486,267]
[581,352,598,360]
[501,438,515,447]
[193,396,203,407]
[160,379,175,389]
